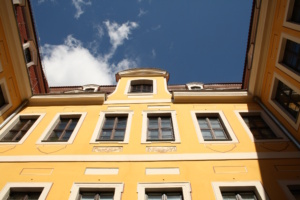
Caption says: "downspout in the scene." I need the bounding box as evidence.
[254,96,300,150]
[0,100,28,130]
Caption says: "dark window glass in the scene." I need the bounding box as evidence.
[44,116,80,142]
[97,116,127,141]
[24,47,32,64]
[222,191,258,200]
[197,116,230,141]
[79,191,114,200]
[0,87,6,108]
[282,40,300,74]
[274,80,300,120]
[146,192,183,200]
[8,191,41,200]
[0,116,38,142]
[288,185,300,199]
[130,80,153,93]
[291,0,300,24]
[147,115,174,141]
[242,114,279,139]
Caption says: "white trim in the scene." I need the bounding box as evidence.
[0,113,45,144]
[124,78,157,96]
[0,182,52,200]
[279,180,300,200]
[137,182,191,200]
[235,110,289,142]
[0,152,300,162]
[141,110,181,144]
[12,0,26,6]
[82,84,99,92]
[268,73,300,130]
[186,83,204,90]
[283,0,300,31]
[36,112,87,144]
[0,78,12,116]
[90,111,133,144]
[212,181,269,200]
[191,110,238,144]
[22,41,37,68]
[104,99,172,104]
[276,33,300,81]
[69,183,123,200]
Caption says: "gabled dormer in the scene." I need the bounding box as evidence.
[107,68,172,102]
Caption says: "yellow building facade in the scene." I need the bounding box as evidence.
[0,0,300,200]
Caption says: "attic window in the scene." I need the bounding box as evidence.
[23,41,37,67]
[190,86,202,90]
[186,83,204,90]
[130,80,153,93]
[84,88,96,92]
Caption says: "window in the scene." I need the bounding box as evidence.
[141,111,180,143]
[146,192,183,200]
[91,111,133,143]
[130,80,153,93]
[212,181,269,200]
[282,39,300,74]
[0,116,38,142]
[284,0,300,31]
[269,74,300,129]
[37,112,86,144]
[0,114,45,144]
[197,115,230,141]
[147,115,174,141]
[191,111,238,143]
[0,78,12,116]
[0,183,52,200]
[69,183,123,200]
[97,116,127,141]
[274,80,299,120]
[137,183,191,200]
[22,41,37,67]
[222,191,258,200]
[190,86,202,90]
[241,114,278,140]
[279,180,300,200]
[288,185,300,199]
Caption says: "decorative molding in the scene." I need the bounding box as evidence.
[92,146,123,153]
[146,146,177,153]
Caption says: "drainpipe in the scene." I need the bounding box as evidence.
[254,96,300,150]
[0,100,28,130]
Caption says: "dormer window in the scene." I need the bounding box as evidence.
[130,80,153,93]
[186,82,204,90]
[23,41,37,67]
[190,86,202,90]
[82,84,99,92]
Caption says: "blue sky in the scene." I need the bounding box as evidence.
[32,0,253,86]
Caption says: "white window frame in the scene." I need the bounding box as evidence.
[141,110,180,144]
[191,111,238,144]
[0,78,12,116]
[69,183,124,200]
[235,110,288,142]
[82,84,99,92]
[36,112,87,144]
[22,41,37,68]
[283,0,300,31]
[212,181,269,200]
[0,182,52,200]
[90,111,133,144]
[186,83,204,90]
[0,113,45,144]
[137,182,191,200]
[268,73,300,130]
[279,180,300,200]
[124,78,157,97]
[276,33,300,81]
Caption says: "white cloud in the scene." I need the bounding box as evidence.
[72,0,92,19]
[104,21,138,50]
[151,25,161,31]
[41,21,139,87]
[93,24,105,38]
[152,49,156,58]
[138,8,148,17]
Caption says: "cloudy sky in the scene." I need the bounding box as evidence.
[32,0,253,86]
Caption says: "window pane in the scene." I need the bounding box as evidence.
[100,130,112,140]
[161,117,172,128]
[221,192,237,200]
[62,130,73,141]
[166,193,183,200]
[161,129,174,139]
[210,118,222,128]
[117,117,127,129]
[214,130,227,139]
[114,130,125,140]
[103,118,115,128]
[202,130,213,140]
[148,130,159,139]
[149,118,158,128]
[198,118,209,129]
[67,120,79,130]
[48,130,62,141]
[239,192,257,200]
[8,191,41,200]
[100,195,114,200]
[0,87,6,108]
[81,194,95,200]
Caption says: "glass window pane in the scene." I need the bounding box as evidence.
[62,130,72,141]
[202,130,213,140]
[117,117,127,128]
[198,118,209,128]
[149,118,158,128]
[214,130,227,139]
[239,192,257,200]
[161,117,171,128]
[103,118,115,128]
[162,130,174,139]
[100,130,112,140]
[148,130,159,139]
[114,130,125,140]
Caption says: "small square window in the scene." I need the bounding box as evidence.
[147,115,174,141]
[37,112,86,144]
[69,183,123,200]
[0,78,12,116]
[97,116,127,141]
[141,111,180,143]
[274,80,299,121]
[130,80,153,93]
[191,111,238,144]
[197,115,230,141]
[0,116,39,142]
